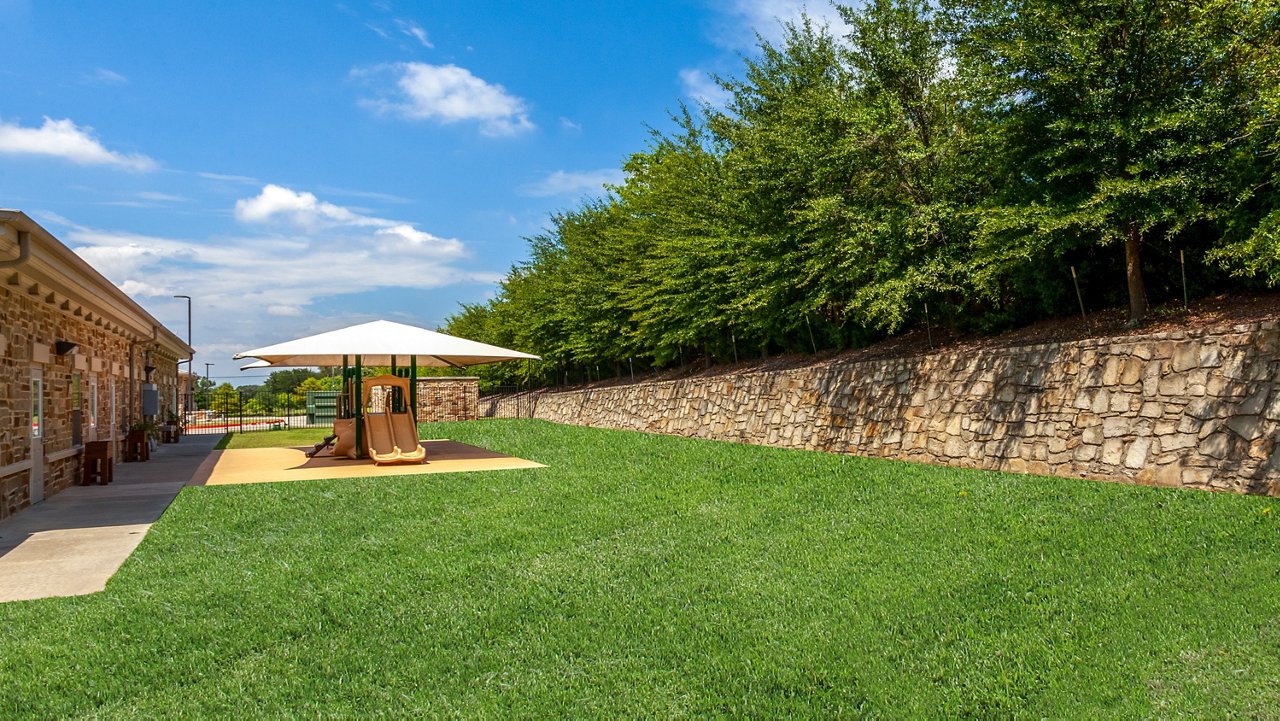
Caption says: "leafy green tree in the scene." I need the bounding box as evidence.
[210,382,241,418]
[1204,1,1280,283]
[263,369,321,396]
[610,111,744,363]
[193,376,217,410]
[952,0,1263,325]
[444,0,1280,379]
[294,376,340,405]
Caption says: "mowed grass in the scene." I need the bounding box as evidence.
[218,428,335,449]
[2,420,1278,718]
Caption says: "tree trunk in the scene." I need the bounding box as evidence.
[1125,221,1148,326]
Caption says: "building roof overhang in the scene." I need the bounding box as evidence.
[0,210,193,359]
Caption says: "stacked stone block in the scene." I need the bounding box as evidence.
[415,377,479,422]
[527,321,1280,495]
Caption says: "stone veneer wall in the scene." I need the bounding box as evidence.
[1,284,181,519]
[527,321,1280,495]
[415,377,479,422]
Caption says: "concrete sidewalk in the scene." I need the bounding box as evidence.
[0,433,221,602]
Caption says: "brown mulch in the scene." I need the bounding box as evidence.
[568,291,1280,389]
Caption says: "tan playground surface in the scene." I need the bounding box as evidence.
[193,439,544,486]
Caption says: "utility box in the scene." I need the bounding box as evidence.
[141,383,158,416]
[307,391,339,425]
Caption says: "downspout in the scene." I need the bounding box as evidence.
[145,326,158,421]
[0,230,30,268]
[128,338,137,431]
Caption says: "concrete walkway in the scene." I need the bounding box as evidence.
[0,433,221,602]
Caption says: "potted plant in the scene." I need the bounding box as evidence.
[161,411,183,443]
[126,419,158,461]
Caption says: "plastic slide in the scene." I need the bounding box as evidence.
[361,374,426,465]
[332,418,357,459]
[389,411,426,462]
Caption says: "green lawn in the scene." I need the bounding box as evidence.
[217,427,334,449]
[2,420,1277,718]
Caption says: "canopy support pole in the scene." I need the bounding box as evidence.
[341,354,349,418]
[354,354,363,459]
[410,356,418,423]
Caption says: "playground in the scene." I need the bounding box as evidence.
[230,319,540,467]
[196,436,543,486]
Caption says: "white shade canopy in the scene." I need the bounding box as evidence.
[233,319,540,368]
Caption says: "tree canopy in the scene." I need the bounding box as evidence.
[448,0,1280,386]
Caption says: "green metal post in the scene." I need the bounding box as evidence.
[341,354,349,418]
[410,356,418,422]
[354,354,363,459]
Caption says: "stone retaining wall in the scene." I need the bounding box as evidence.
[415,377,479,422]
[526,321,1280,495]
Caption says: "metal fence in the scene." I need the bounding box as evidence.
[180,384,537,434]
[180,389,341,435]
[478,386,540,419]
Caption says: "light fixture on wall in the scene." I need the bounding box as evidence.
[54,340,79,356]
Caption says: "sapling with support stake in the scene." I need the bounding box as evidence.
[924,302,933,349]
[1180,249,1189,310]
[1070,266,1089,330]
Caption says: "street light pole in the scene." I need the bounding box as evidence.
[173,295,192,412]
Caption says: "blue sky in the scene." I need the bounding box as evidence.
[0,0,844,383]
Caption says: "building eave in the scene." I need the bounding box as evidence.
[0,209,194,359]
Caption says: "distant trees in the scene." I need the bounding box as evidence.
[448,0,1280,385]
[210,383,242,417]
[262,369,324,397]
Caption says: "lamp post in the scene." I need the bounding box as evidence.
[173,295,192,413]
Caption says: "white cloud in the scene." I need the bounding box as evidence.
[356,62,534,137]
[118,279,170,297]
[86,68,127,85]
[137,191,188,202]
[559,117,582,132]
[316,185,412,204]
[236,183,464,255]
[55,213,490,364]
[198,171,259,184]
[395,18,432,48]
[520,169,624,198]
[679,68,732,107]
[374,224,465,257]
[69,231,197,279]
[235,184,381,227]
[0,117,157,171]
[712,0,848,49]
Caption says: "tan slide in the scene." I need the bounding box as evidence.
[332,418,356,459]
[362,374,426,465]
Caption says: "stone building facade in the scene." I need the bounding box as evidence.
[525,321,1280,495]
[415,377,478,422]
[0,211,192,519]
